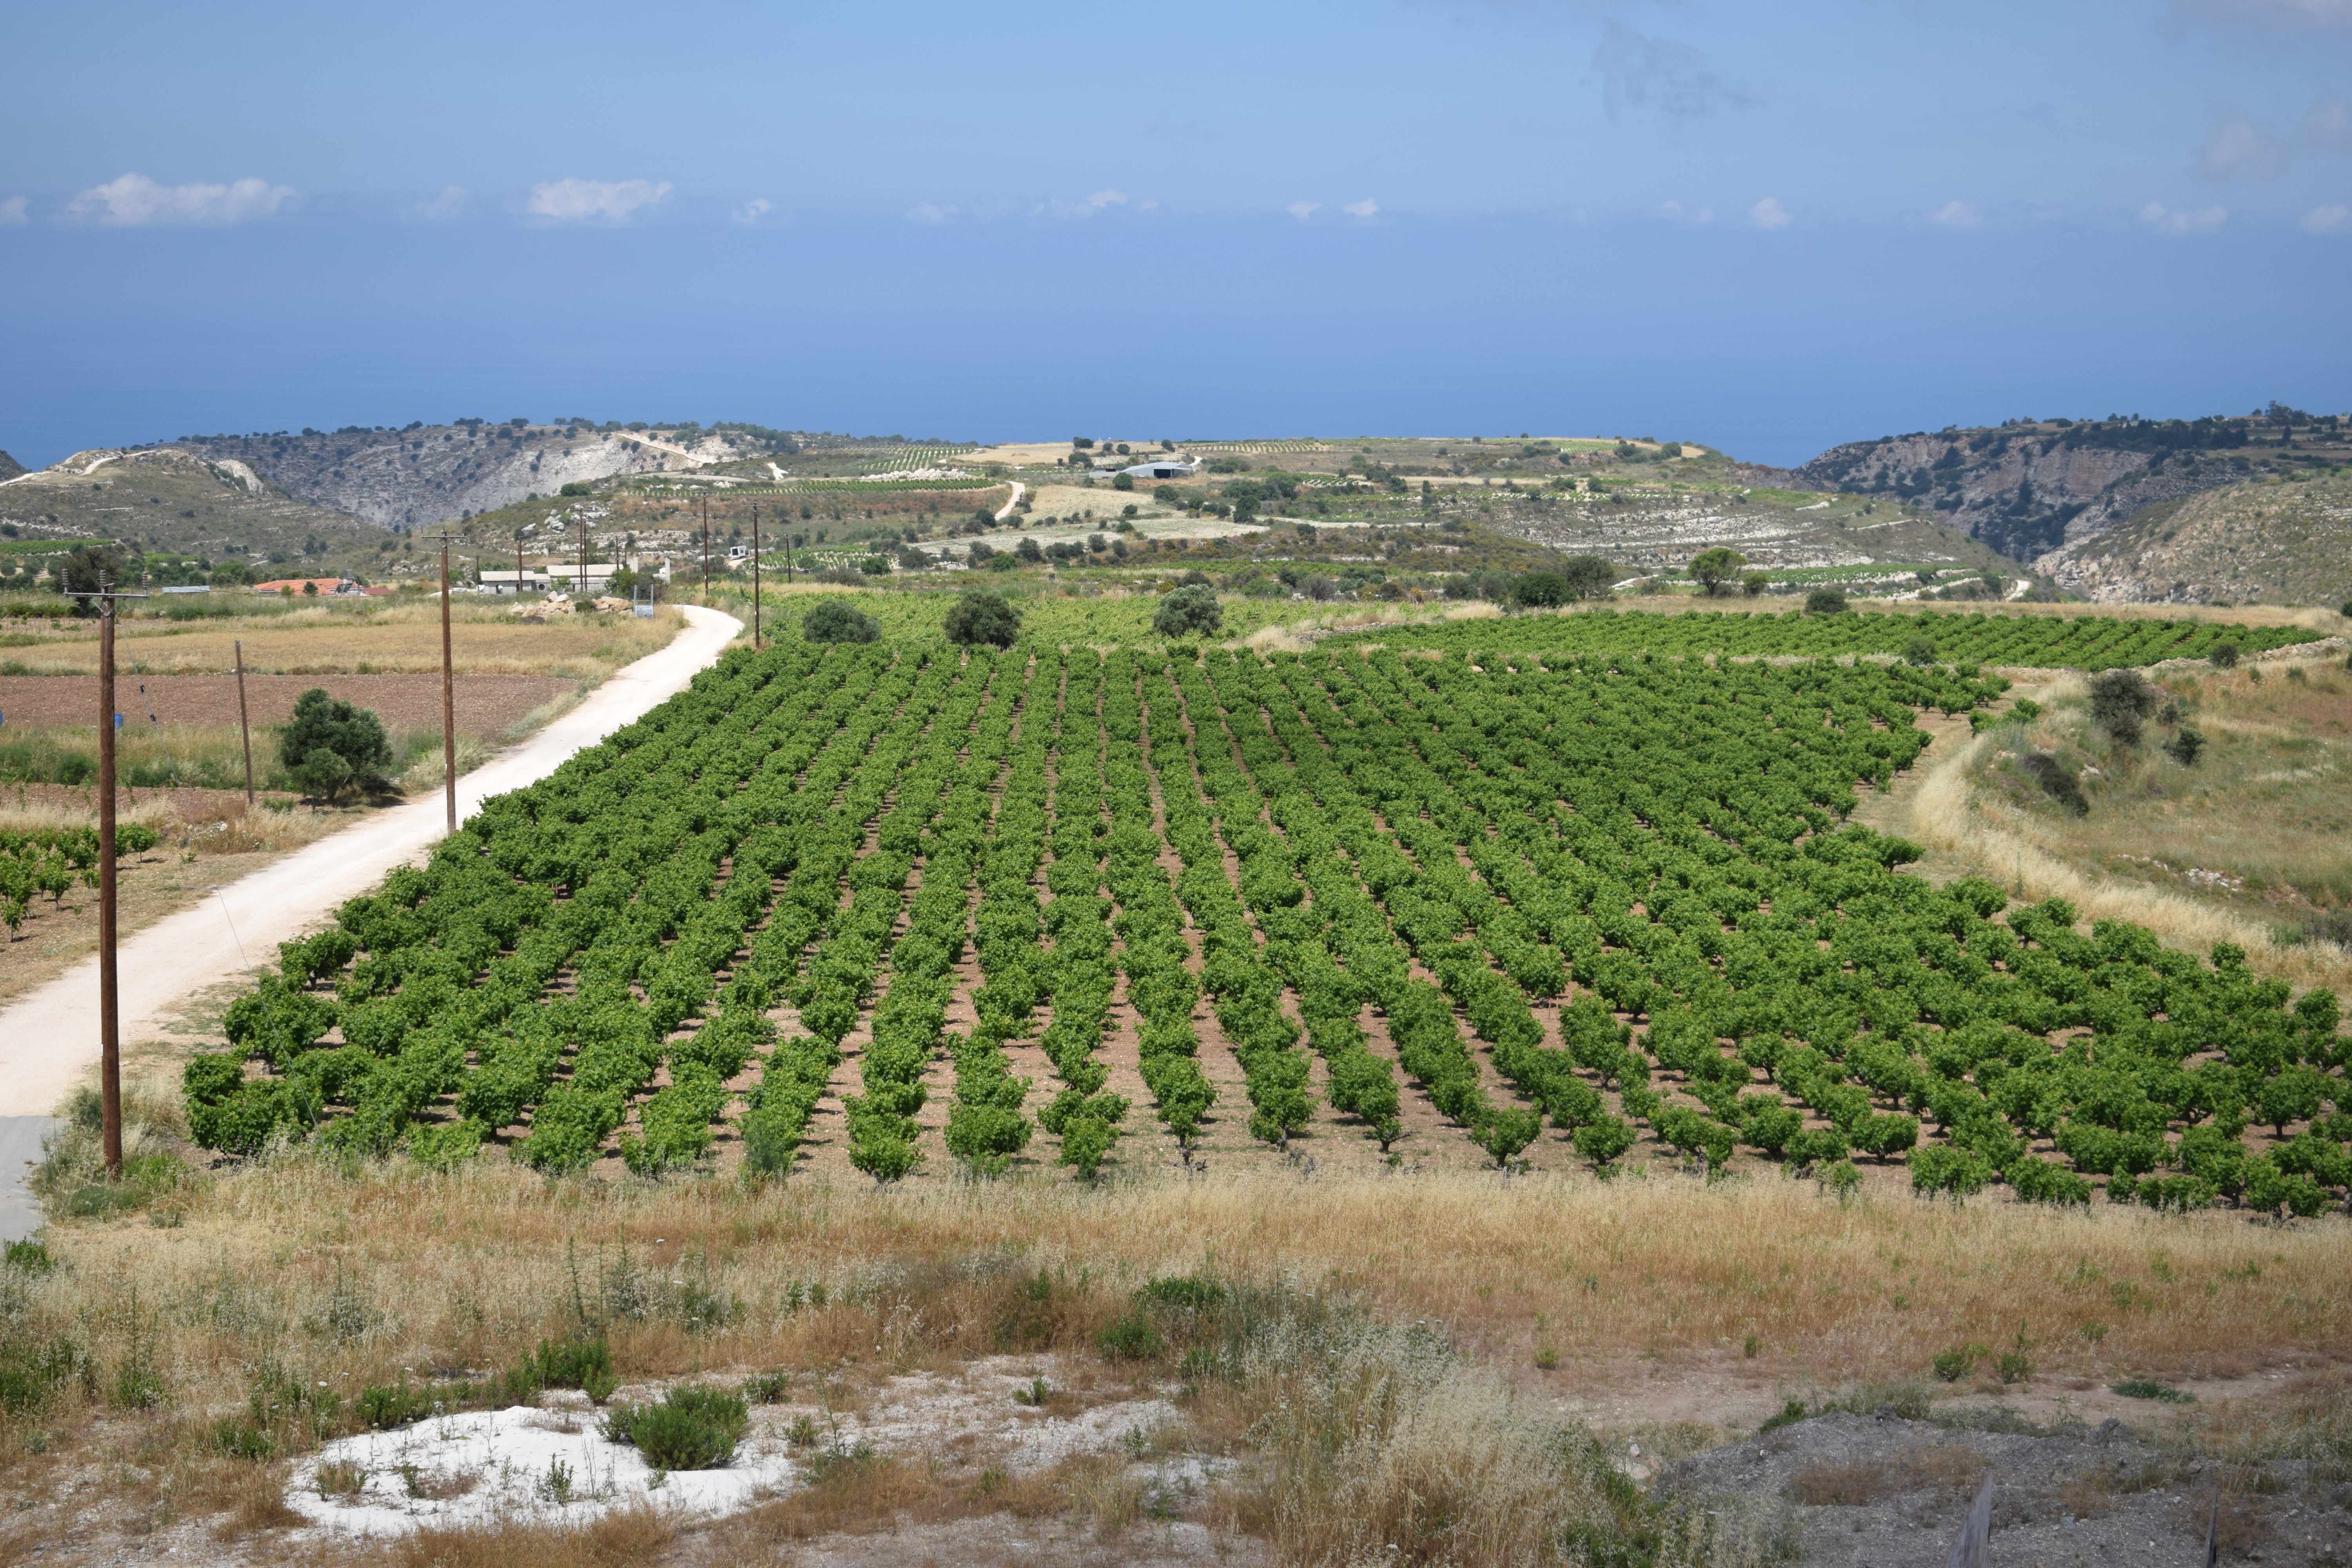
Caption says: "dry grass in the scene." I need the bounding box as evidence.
[1900,659,2352,991]
[20,1163,2347,1417]
[9,1160,2342,1562]
[375,1503,679,1568]
[5,602,684,677]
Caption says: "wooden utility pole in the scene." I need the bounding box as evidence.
[232,638,255,806]
[751,503,762,648]
[428,534,458,835]
[784,527,794,585]
[93,577,146,1178]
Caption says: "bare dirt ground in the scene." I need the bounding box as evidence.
[0,672,578,736]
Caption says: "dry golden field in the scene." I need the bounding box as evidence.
[2,601,684,677]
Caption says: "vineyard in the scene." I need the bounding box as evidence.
[1332,607,2321,670]
[184,624,2348,1214]
[2,824,158,936]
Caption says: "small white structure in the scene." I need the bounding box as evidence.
[479,569,554,595]
[1108,456,1199,481]
[547,563,620,594]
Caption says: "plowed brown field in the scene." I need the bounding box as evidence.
[0,673,577,737]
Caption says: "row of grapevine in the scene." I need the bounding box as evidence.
[185,622,2345,1209]
[1331,608,2319,670]
[2,823,159,935]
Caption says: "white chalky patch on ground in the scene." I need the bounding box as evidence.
[286,1404,794,1537]
[285,1360,1186,1539]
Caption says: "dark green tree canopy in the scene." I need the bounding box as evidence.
[1805,587,1849,615]
[276,688,393,803]
[943,590,1022,648]
[802,598,880,644]
[1153,583,1223,640]
[1689,547,1748,596]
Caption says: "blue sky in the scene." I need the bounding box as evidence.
[4,0,2349,467]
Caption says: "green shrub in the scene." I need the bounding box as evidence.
[5,1238,56,1275]
[942,590,1021,648]
[212,1418,276,1461]
[1097,1310,1165,1361]
[601,1384,747,1469]
[2111,1377,2194,1403]
[1805,588,1847,615]
[526,1336,616,1403]
[1153,584,1223,640]
[1138,1274,1225,1311]
[802,599,880,644]
[0,1335,89,1415]
[275,688,392,802]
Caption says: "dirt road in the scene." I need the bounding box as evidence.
[0,604,742,1118]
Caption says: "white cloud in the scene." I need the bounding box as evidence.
[524,178,671,223]
[2177,0,2352,29]
[0,196,25,225]
[414,185,468,221]
[1655,200,1715,223]
[733,197,773,225]
[1086,189,1127,209]
[2139,200,2228,234]
[1342,198,1379,219]
[906,201,953,224]
[66,172,292,226]
[2196,118,2292,181]
[2303,203,2352,232]
[1928,200,1981,229]
[1749,195,1791,229]
[1287,200,1320,221]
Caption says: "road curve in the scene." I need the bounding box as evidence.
[0,604,744,1117]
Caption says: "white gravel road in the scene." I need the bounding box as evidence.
[0,604,742,1120]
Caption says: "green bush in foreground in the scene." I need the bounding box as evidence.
[602,1384,748,1469]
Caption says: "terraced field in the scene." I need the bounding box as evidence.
[188,616,2348,1215]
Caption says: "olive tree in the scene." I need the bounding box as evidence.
[944,589,1022,648]
[1689,547,1747,597]
[1153,583,1223,639]
[276,688,393,803]
[802,598,880,644]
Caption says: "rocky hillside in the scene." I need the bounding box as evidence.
[0,451,24,482]
[0,445,383,570]
[2039,468,2352,607]
[1788,407,2351,565]
[157,420,795,530]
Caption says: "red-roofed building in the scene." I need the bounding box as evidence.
[251,577,356,596]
